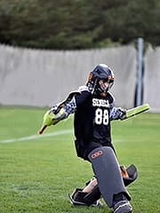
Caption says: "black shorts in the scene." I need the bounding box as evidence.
[75,140,116,161]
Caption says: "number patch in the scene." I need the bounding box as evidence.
[95,108,109,125]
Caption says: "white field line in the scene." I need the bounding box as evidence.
[0,129,73,144]
[0,129,124,144]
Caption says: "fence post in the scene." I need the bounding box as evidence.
[136,37,144,106]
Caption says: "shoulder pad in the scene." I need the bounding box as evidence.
[78,85,90,92]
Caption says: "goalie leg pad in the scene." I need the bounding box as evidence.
[123,164,138,186]
[69,188,102,207]
[69,188,87,206]
[83,185,101,206]
[83,165,138,206]
[88,146,131,207]
[69,164,138,207]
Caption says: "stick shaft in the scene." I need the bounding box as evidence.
[38,125,47,134]
[122,103,150,120]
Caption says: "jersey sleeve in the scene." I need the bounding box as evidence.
[63,85,90,117]
[107,92,126,120]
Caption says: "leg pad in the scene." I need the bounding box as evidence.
[88,147,131,207]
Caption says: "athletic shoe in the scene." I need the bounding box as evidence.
[113,200,132,213]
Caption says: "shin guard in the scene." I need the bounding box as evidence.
[88,146,131,207]
[69,165,137,207]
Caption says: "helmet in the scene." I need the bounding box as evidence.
[86,64,114,96]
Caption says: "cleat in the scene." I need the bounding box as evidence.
[113,200,132,213]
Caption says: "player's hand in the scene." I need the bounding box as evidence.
[51,107,67,125]
[38,109,55,134]
[43,107,67,126]
[38,107,67,134]
[118,108,126,120]
[45,110,55,126]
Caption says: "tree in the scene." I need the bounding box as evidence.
[0,0,160,49]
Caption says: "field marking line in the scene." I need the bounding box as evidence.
[0,129,124,144]
[0,129,73,144]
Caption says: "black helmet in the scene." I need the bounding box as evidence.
[86,64,114,96]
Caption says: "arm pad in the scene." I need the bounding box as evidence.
[49,97,77,125]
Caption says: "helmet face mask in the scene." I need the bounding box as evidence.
[98,79,113,93]
[86,64,114,96]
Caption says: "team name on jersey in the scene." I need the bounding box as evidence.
[92,98,109,108]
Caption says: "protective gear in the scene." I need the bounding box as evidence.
[38,107,67,134]
[42,110,56,127]
[69,188,103,207]
[86,64,114,96]
[42,107,67,126]
[52,91,80,114]
[110,107,127,120]
[122,164,138,186]
[69,164,137,207]
[88,146,131,208]
[38,91,78,134]
[113,199,132,213]
[49,107,67,125]
[118,108,127,120]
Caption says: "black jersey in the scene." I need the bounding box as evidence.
[74,90,115,159]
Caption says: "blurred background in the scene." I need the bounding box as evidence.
[0,0,160,111]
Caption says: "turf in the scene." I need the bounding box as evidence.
[0,108,159,213]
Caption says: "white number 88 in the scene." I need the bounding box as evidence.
[95,108,109,125]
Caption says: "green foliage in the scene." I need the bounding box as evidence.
[0,0,160,49]
[0,108,160,212]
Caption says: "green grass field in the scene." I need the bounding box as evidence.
[0,108,159,213]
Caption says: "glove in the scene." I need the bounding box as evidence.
[43,107,67,126]
[42,110,55,126]
[38,109,55,134]
[51,107,67,125]
[118,108,126,120]
[38,107,67,134]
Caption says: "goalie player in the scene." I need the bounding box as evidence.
[39,64,138,213]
